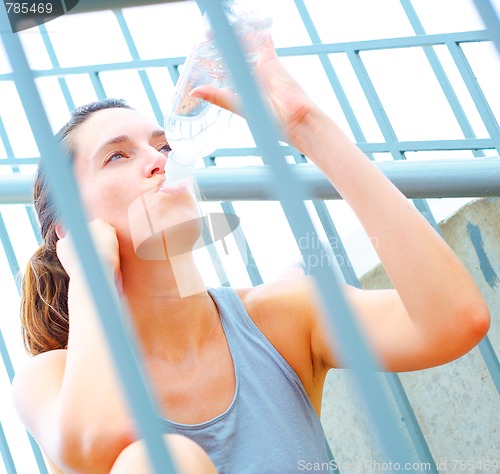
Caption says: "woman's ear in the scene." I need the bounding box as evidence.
[55,222,66,240]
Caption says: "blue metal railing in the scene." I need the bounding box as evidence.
[0,1,498,473]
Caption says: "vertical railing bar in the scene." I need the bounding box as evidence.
[471,0,500,55]
[138,70,163,123]
[383,374,439,471]
[347,49,441,232]
[0,116,17,161]
[292,0,375,160]
[0,213,21,293]
[290,148,356,284]
[90,72,107,100]
[197,158,232,286]
[166,63,181,90]
[202,0,415,464]
[203,157,263,286]
[400,0,485,158]
[290,148,345,470]
[0,4,177,472]
[201,219,231,286]
[0,332,15,382]
[24,206,42,245]
[477,337,500,394]
[38,24,75,112]
[223,200,263,285]
[113,10,164,125]
[446,41,500,154]
[346,50,404,160]
[0,423,17,474]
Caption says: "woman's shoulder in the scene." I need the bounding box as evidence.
[12,349,67,424]
[233,274,316,320]
[13,349,67,386]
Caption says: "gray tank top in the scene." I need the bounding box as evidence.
[159,286,333,473]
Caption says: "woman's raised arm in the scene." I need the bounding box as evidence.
[194,38,490,373]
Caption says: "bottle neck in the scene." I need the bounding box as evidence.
[168,151,196,167]
[164,152,196,182]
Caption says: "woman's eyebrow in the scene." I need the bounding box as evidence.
[94,130,166,158]
[95,135,130,157]
[151,129,167,141]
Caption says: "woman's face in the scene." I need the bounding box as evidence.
[71,107,201,255]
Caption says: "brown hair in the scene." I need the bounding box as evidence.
[20,98,133,356]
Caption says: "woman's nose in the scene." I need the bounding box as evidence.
[144,148,167,177]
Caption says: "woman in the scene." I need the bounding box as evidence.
[12,39,490,473]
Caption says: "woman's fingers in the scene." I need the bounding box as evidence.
[190,85,241,116]
[56,218,122,291]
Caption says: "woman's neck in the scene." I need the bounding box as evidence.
[119,253,218,362]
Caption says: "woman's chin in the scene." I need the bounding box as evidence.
[127,179,203,260]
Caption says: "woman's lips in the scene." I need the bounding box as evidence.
[157,179,188,195]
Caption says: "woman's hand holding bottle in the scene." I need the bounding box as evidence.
[190,36,320,155]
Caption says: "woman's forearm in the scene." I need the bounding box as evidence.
[57,273,135,472]
[293,107,489,337]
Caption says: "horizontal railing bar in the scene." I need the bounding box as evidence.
[0,57,184,80]
[361,139,496,152]
[2,159,499,204]
[68,0,180,14]
[0,30,489,82]
[2,138,495,167]
[198,159,500,200]
[211,139,496,154]
[278,30,490,55]
[1,138,494,167]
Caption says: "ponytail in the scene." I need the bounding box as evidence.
[19,98,133,356]
[21,243,69,355]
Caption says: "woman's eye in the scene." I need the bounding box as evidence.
[106,151,126,164]
[158,144,172,154]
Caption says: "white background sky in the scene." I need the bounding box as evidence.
[0,0,499,472]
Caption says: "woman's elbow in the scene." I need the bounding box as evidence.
[57,414,136,473]
[466,300,490,343]
[455,298,491,353]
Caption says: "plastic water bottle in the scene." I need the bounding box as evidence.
[163,0,272,182]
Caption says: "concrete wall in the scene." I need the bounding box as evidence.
[321,198,500,473]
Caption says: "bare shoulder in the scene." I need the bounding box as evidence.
[234,274,318,314]
[13,349,66,394]
[12,349,67,429]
